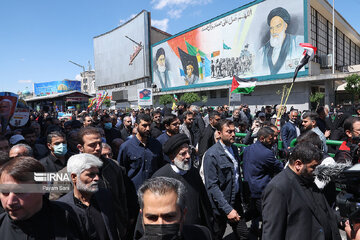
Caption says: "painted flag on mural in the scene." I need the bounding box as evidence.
[185,41,211,78]
[178,47,199,78]
[211,51,220,58]
[179,68,186,77]
[231,75,257,94]
[223,42,231,50]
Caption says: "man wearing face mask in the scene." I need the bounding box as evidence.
[151,134,216,236]
[101,114,121,144]
[40,131,70,173]
[138,177,212,240]
[262,143,341,240]
[242,127,283,237]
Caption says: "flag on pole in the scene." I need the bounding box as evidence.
[173,94,178,102]
[293,43,317,82]
[231,75,257,94]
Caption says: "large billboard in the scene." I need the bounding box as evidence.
[34,80,81,96]
[152,0,307,91]
[94,11,150,87]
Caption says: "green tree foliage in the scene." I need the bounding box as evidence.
[310,92,324,111]
[159,94,174,106]
[180,92,201,104]
[103,99,111,108]
[345,74,360,96]
[201,95,208,103]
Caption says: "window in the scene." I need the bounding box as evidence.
[310,8,317,61]
[328,22,333,55]
[210,90,217,99]
[220,89,228,98]
[200,91,207,97]
[336,28,344,67]
[317,13,327,57]
[351,41,356,65]
[344,36,350,66]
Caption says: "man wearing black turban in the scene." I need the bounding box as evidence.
[258,7,303,75]
[133,133,218,239]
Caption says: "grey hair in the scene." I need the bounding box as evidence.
[10,144,33,157]
[138,177,186,212]
[123,116,131,122]
[101,142,111,151]
[190,105,199,113]
[67,153,103,177]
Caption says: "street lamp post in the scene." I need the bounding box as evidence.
[69,60,86,92]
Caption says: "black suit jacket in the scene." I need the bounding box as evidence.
[198,125,216,160]
[262,167,341,240]
[58,188,119,240]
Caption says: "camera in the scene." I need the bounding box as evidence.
[335,164,360,224]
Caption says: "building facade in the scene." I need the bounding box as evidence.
[93,10,171,108]
[81,70,96,95]
[151,0,360,111]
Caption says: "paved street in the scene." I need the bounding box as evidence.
[222,223,348,239]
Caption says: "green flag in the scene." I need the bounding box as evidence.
[223,42,231,50]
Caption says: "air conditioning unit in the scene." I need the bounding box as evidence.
[327,54,333,67]
[319,55,328,68]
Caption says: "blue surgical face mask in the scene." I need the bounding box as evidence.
[104,122,112,130]
[53,143,67,156]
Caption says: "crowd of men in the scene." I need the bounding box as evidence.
[0,101,359,240]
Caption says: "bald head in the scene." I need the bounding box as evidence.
[123,116,132,128]
[9,144,33,158]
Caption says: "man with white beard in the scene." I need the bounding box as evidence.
[57,153,120,240]
[257,7,303,75]
[151,133,216,237]
[153,47,174,88]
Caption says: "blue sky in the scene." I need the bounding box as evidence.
[1,0,359,94]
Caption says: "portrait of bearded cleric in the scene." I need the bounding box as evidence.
[257,7,304,75]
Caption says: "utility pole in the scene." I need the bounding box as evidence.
[69,60,86,92]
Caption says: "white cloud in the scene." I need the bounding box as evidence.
[75,74,82,81]
[167,9,184,19]
[18,80,33,84]
[151,0,212,19]
[152,0,192,10]
[119,13,137,26]
[151,18,170,32]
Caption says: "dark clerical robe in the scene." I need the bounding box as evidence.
[152,163,216,235]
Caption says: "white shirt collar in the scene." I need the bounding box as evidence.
[170,164,187,175]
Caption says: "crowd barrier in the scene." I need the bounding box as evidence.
[234,132,344,158]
